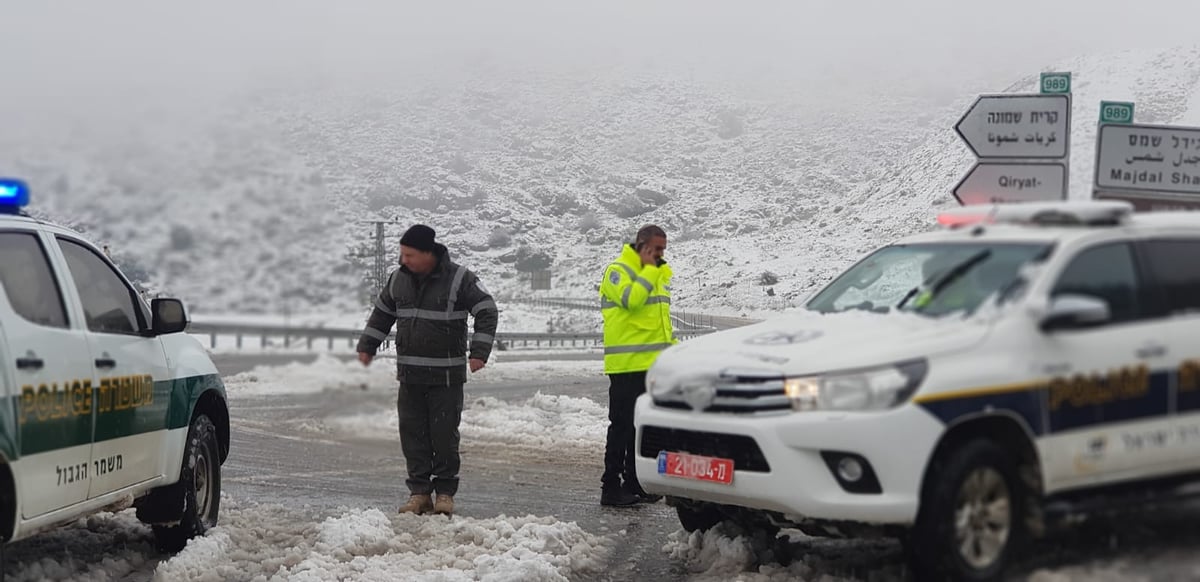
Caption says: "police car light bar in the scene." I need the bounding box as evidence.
[0,178,30,213]
[937,200,1133,228]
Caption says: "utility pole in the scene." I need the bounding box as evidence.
[358,219,403,294]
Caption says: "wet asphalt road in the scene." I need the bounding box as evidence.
[1,355,1200,580]
[222,374,700,582]
[219,365,1200,582]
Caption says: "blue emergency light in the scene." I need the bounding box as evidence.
[0,178,29,214]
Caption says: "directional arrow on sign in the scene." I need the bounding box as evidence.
[955,94,1070,159]
[953,162,1067,206]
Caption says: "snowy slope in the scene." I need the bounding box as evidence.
[4,46,1199,319]
[688,45,1200,317]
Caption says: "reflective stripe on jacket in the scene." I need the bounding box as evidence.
[356,245,498,385]
[599,244,675,374]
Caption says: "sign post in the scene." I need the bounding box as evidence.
[531,269,552,290]
[953,90,1071,205]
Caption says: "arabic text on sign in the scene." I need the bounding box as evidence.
[989,133,1017,146]
[988,132,1058,148]
[1126,153,1166,165]
[1175,153,1200,167]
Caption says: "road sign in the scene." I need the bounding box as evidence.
[1040,72,1071,94]
[956,94,1070,159]
[953,162,1067,205]
[1094,123,1200,196]
[531,269,552,290]
[1095,191,1200,211]
[1099,101,1135,124]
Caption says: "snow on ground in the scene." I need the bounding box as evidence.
[662,526,891,582]
[222,354,398,395]
[223,355,609,453]
[662,525,1167,582]
[3,498,611,582]
[495,303,602,335]
[222,354,604,397]
[323,393,609,455]
[190,311,371,329]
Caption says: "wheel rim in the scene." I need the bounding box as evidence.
[195,450,212,520]
[953,466,1011,569]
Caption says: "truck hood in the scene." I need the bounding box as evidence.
[653,310,990,383]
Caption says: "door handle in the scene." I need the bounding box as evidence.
[16,357,44,370]
[95,358,117,369]
[1136,344,1167,359]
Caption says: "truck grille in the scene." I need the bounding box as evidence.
[639,426,771,472]
[652,368,791,414]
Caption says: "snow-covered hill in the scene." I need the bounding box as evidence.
[4,46,1200,321]
[678,45,1200,317]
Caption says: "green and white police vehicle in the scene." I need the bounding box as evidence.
[0,179,229,552]
[636,200,1200,580]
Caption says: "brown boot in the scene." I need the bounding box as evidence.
[398,494,433,515]
[433,494,454,516]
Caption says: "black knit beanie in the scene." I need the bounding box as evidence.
[400,224,436,252]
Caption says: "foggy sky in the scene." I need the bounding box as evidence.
[3,0,1199,118]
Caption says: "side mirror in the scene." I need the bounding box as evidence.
[1039,294,1110,332]
[151,298,190,335]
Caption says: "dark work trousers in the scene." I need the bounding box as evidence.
[397,382,465,497]
[601,371,647,492]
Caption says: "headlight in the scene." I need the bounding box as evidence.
[782,359,927,412]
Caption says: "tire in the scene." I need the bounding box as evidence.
[676,502,725,533]
[910,438,1028,582]
[152,414,221,554]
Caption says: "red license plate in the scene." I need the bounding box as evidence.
[657,451,734,485]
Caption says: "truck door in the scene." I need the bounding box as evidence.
[0,231,96,517]
[55,237,171,499]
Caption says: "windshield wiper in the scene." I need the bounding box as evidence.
[896,249,993,311]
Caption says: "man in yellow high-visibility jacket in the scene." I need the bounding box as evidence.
[598,224,675,506]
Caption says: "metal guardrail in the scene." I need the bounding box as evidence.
[187,321,714,351]
[505,296,759,330]
[187,297,753,352]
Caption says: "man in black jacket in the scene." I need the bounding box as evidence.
[357,224,499,517]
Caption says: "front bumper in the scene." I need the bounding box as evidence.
[633,395,944,525]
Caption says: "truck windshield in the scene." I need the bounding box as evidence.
[805,242,1052,317]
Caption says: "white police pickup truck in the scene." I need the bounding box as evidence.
[635,200,1200,580]
[0,179,229,553]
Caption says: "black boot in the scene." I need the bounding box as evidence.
[600,487,641,507]
[625,483,662,504]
